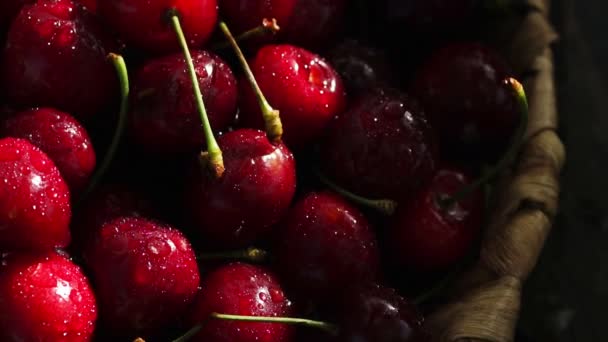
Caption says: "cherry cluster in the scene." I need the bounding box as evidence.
[0,0,528,341]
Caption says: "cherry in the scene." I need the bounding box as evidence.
[0,138,71,251]
[275,191,381,302]
[321,87,438,200]
[187,262,294,342]
[2,0,118,121]
[2,107,96,194]
[384,0,476,36]
[410,42,519,159]
[0,251,97,341]
[98,0,217,54]
[184,128,296,248]
[238,44,346,150]
[84,216,200,339]
[129,50,237,154]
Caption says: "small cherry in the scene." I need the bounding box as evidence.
[2,0,117,121]
[0,251,97,341]
[0,138,71,251]
[98,0,217,54]
[321,87,438,200]
[275,191,381,302]
[129,50,237,154]
[84,216,200,339]
[410,42,519,160]
[2,107,96,194]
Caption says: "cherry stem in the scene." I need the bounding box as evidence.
[198,247,269,263]
[212,18,280,50]
[168,9,224,177]
[79,53,129,202]
[439,77,529,209]
[210,313,339,335]
[315,169,398,216]
[219,21,283,143]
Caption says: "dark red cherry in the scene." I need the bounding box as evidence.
[2,107,96,194]
[275,191,380,302]
[0,138,71,251]
[385,0,476,35]
[130,50,237,154]
[185,129,296,249]
[84,216,200,339]
[188,262,294,342]
[388,167,484,272]
[410,42,518,159]
[321,88,438,200]
[0,0,34,33]
[2,0,117,121]
[239,44,346,150]
[0,251,97,341]
[99,0,217,54]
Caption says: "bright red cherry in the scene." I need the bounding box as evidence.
[98,0,218,54]
[410,42,519,159]
[0,251,97,341]
[388,167,484,272]
[130,50,237,154]
[188,262,294,342]
[185,128,296,249]
[2,107,96,194]
[275,192,381,302]
[321,88,438,200]
[84,216,200,339]
[0,138,71,251]
[239,44,346,150]
[2,0,118,121]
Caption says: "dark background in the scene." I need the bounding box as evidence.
[518,0,608,341]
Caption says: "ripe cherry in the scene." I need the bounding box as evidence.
[2,107,96,194]
[84,216,200,339]
[0,251,97,342]
[129,50,237,154]
[2,0,117,121]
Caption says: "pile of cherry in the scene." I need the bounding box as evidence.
[0,0,528,341]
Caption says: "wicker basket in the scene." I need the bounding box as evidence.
[426,1,565,341]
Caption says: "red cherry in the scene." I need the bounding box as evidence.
[185,129,296,248]
[0,0,34,32]
[2,0,118,121]
[0,138,71,251]
[410,42,519,159]
[239,44,346,150]
[0,251,97,341]
[188,262,294,342]
[84,216,200,339]
[2,107,96,194]
[275,192,381,302]
[388,167,484,272]
[321,88,438,200]
[98,0,218,54]
[130,50,237,154]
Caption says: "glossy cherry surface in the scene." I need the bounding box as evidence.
[130,50,237,154]
[0,251,97,342]
[275,191,380,302]
[410,42,519,159]
[188,262,294,342]
[2,0,117,121]
[321,87,438,200]
[239,44,346,149]
[84,216,200,338]
[0,138,71,251]
[388,167,484,272]
[185,129,296,248]
[2,107,96,194]
[98,0,218,54]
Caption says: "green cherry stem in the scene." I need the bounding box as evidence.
[79,53,129,202]
[210,313,340,335]
[197,247,269,263]
[440,77,529,209]
[168,9,224,177]
[219,21,284,143]
[212,18,280,50]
